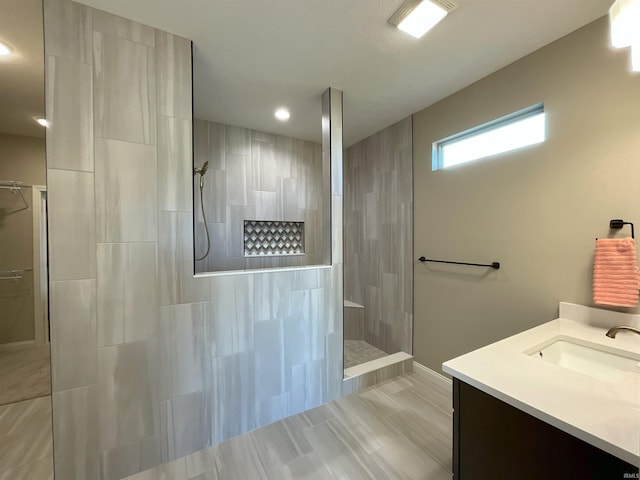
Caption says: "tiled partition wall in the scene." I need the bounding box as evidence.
[193,119,324,272]
[344,117,413,355]
[43,0,344,478]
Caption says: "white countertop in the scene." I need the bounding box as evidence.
[442,302,640,466]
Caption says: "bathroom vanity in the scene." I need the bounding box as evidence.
[443,303,640,480]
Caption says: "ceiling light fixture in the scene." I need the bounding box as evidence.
[0,41,11,57]
[274,108,290,121]
[389,0,456,39]
[35,117,49,127]
[609,0,640,72]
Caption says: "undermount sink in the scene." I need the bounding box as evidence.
[527,337,640,382]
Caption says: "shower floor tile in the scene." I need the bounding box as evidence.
[344,339,388,369]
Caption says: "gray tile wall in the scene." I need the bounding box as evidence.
[44,1,344,478]
[344,117,413,356]
[193,120,324,272]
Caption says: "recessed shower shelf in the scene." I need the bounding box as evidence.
[244,220,305,257]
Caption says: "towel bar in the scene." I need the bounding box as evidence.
[418,257,500,269]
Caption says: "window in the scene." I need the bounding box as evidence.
[432,103,545,170]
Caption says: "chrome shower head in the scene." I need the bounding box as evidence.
[194,161,209,176]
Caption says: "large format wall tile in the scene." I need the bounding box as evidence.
[100,434,161,480]
[344,116,413,356]
[329,91,343,197]
[95,138,157,242]
[98,340,160,451]
[326,264,343,336]
[325,329,344,402]
[210,275,254,357]
[159,302,211,400]
[156,31,191,120]
[52,385,99,480]
[254,318,285,402]
[193,119,225,170]
[225,125,251,156]
[43,0,92,63]
[321,150,332,265]
[287,288,326,363]
[161,391,212,462]
[290,360,324,415]
[46,56,93,172]
[158,211,210,306]
[97,243,158,346]
[224,153,249,206]
[256,391,291,429]
[47,168,96,281]
[196,169,225,226]
[50,279,97,392]
[251,136,277,191]
[332,195,343,264]
[93,10,155,46]
[210,351,255,444]
[93,31,156,144]
[158,116,192,211]
[253,271,294,322]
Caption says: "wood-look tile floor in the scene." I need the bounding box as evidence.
[0,395,53,480]
[125,370,453,480]
[0,345,51,406]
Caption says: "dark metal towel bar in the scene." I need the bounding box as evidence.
[418,257,500,270]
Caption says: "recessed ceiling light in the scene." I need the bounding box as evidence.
[0,41,11,57]
[274,108,290,121]
[389,0,456,39]
[35,117,49,127]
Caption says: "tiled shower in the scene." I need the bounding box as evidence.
[343,117,413,369]
[192,120,325,272]
[43,0,343,478]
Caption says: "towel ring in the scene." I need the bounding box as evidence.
[610,219,635,239]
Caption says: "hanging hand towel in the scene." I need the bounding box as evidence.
[593,237,640,308]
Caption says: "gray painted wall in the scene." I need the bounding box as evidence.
[344,117,413,355]
[193,119,324,272]
[413,17,640,374]
[44,1,344,478]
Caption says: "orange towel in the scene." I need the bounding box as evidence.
[593,238,640,307]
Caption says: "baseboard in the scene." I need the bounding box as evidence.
[413,361,452,389]
[0,340,36,352]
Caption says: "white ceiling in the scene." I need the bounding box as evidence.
[74,0,612,145]
[0,0,45,138]
[3,0,614,144]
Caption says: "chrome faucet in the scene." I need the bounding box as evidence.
[605,326,640,338]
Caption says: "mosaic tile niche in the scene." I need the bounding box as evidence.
[243,220,305,257]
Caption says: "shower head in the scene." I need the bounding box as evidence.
[194,161,209,176]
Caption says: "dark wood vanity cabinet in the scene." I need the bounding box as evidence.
[452,379,639,480]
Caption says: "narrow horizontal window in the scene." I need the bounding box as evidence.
[432,103,545,170]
